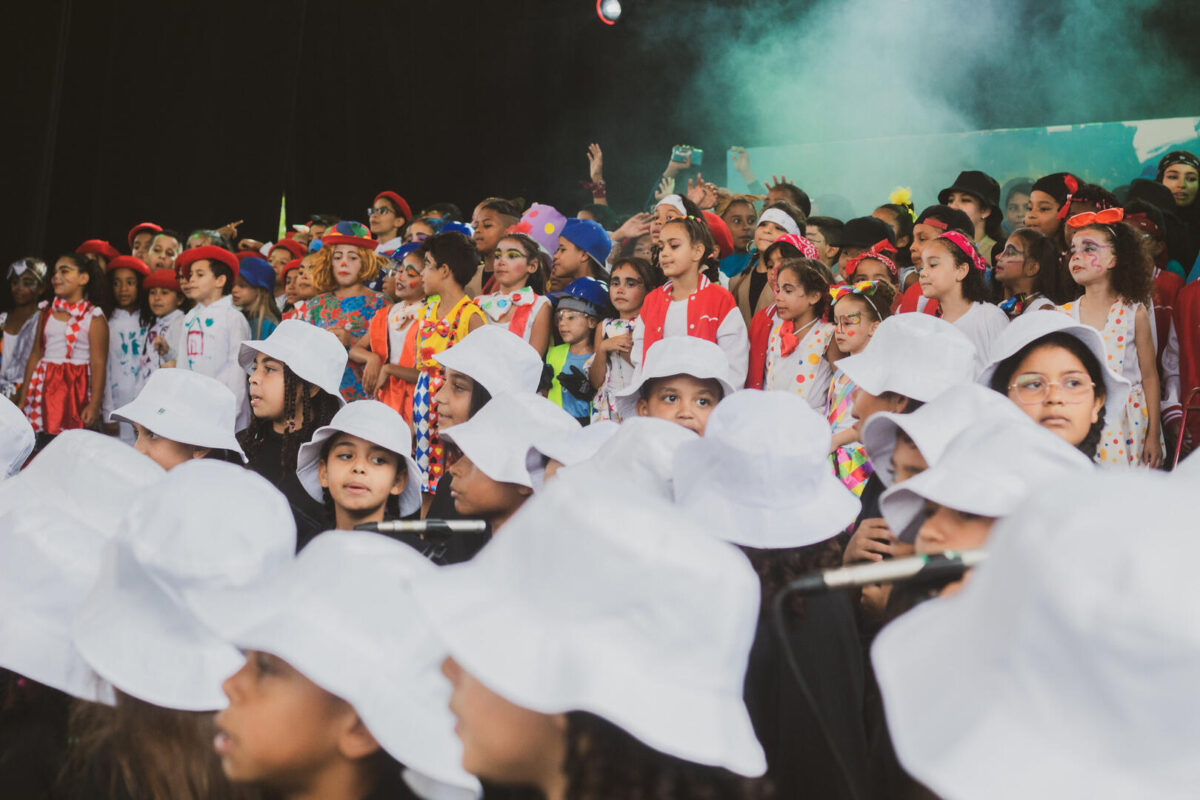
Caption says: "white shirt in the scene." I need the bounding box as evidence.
[174,295,252,430]
[103,309,149,444]
[631,299,750,384]
[952,302,1009,376]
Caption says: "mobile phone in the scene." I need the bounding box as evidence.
[671,145,691,164]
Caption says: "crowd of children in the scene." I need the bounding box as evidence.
[2,147,1200,799]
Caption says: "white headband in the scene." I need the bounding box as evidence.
[757,208,801,237]
[656,194,688,217]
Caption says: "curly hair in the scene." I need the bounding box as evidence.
[660,216,721,283]
[1006,226,1074,305]
[562,712,774,800]
[307,243,386,294]
[495,232,550,294]
[775,258,831,319]
[238,363,341,475]
[1069,221,1154,307]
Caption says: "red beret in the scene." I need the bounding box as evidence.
[76,240,121,261]
[175,245,239,281]
[374,191,412,220]
[703,211,734,260]
[143,270,182,293]
[107,255,151,277]
[270,239,307,259]
[127,222,162,249]
[281,258,303,277]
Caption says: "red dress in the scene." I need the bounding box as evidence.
[23,300,102,434]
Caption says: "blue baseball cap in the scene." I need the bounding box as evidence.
[548,276,610,318]
[440,221,475,239]
[560,218,612,269]
[238,257,275,292]
[383,242,422,262]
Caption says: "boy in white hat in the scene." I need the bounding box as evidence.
[615,336,738,435]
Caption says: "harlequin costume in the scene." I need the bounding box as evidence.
[23,299,104,434]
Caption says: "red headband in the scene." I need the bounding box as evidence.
[767,233,822,291]
[936,231,988,271]
[844,239,898,282]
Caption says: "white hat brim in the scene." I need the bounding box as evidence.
[113,395,246,461]
[296,425,423,517]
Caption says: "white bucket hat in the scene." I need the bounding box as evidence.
[872,471,1200,800]
[615,336,738,421]
[532,419,619,467]
[295,400,423,517]
[72,460,296,711]
[211,531,480,798]
[0,395,34,478]
[558,417,696,500]
[977,308,1132,420]
[433,325,544,397]
[238,318,348,404]
[675,390,859,548]
[440,393,579,489]
[112,368,247,461]
[836,314,976,402]
[411,470,767,777]
[879,419,1093,542]
[861,383,1032,487]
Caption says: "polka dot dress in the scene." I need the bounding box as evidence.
[764,319,834,413]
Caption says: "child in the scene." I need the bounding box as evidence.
[616,336,737,435]
[590,256,659,421]
[1,258,49,401]
[918,230,1009,370]
[635,215,749,379]
[648,193,701,247]
[231,255,281,339]
[17,254,109,439]
[305,222,391,401]
[546,277,607,424]
[897,204,975,313]
[994,227,1067,317]
[411,231,487,495]
[937,169,1004,262]
[468,196,522,295]
[296,400,423,533]
[442,392,578,532]
[473,231,552,355]
[75,239,120,270]
[102,255,151,444]
[267,238,307,307]
[238,319,347,544]
[1058,210,1163,467]
[173,245,253,430]
[349,243,426,420]
[113,368,247,468]
[369,189,412,252]
[127,221,162,260]
[411,471,770,798]
[551,217,612,291]
[729,202,808,323]
[762,258,833,411]
[1023,171,1079,244]
[842,239,900,287]
[805,216,843,270]
[144,230,182,272]
[212,531,480,800]
[280,255,318,321]
[718,193,758,278]
[138,268,186,377]
[826,279,897,496]
[745,234,824,390]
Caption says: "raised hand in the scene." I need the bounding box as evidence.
[587,143,604,183]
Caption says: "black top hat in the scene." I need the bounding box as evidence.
[938,170,1001,213]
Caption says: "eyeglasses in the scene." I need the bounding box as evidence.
[556,309,589,323]
[833,314,863,329]
[1008,373,1095,404]
[367,207,394,217]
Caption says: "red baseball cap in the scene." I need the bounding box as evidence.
[374,191,412,221]
[127,222,163,249]
[175,245,239,281]
[107,255,151,277]
[143,270,182,293]
[77,240,121,261]
[270,239,307,259]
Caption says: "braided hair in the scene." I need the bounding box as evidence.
[237,364,340,475]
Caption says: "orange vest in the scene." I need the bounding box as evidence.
[368,310,418,423]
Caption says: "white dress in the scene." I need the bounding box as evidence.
[764,319,835,412]
[103,309,149,444]
[0,311,39,400]
[174,295,253,431]
[138,309,184,380]
[951,302,1009,375]
[593,317,638,422]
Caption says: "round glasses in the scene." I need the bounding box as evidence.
[1008,373,1095,404]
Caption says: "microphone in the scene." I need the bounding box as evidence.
[783,549,987,597]
[354,520,489,535]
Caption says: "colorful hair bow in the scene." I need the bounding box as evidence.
[936,231,988,271]
[843,239,898,282]
[1066,207,1124,228]
[829,280,880,303]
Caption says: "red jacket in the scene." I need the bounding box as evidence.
[639,275,738,361]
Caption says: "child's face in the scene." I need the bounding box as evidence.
[753,219,788,254]
[914,503,995,556]
[440,656,566,785]
[918,240,966,301]
[993,235,1032,286]
[891,436,929,484]
[147,286,181,317]
[650,204,684,245]
[1067,230,1116,287]
[908,222,942,265]
[492,238,536,291]
[434,368,476,429]
[551,240,590,286]
[657,222,703,280]
[231,277,255,308]
[851,258,893,286]
[471,207,509,255]
[1024,190,1062,237]
[183,261,226,304]
[1162,164,1199,207]
[774,267,820,323]
[317,432,406,517]
[422,253,447,296]
[396,257,425,302]
[247,354,288,422]
[555,308,597,345]
[284,270,300,304]
[832,295,878,355]
[131,232,155,260]
[1004,343,1102,449]
[296,262,317,300]
[217,650,373,788]
[110,268,140,310]
[635,374,723,435]
[331,246,364,289]
[944,192,988,234]
[50,258,88,299]
[369,199,404,239]
[9,271,43,306]
[132,422,205,470]
[447,450,530,521]
[721,201,757,252]
[404,219,436,245]
[268,249,292,282]
[146,236,180,272]
[609,264,647,316]
[872,207,906,247]
[1006,192,1031,230]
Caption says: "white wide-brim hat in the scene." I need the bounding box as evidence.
[872,471,1200,800]
[113,368,246,461]
[440,393,579,489]
[861,383,1032,487]
[433,325,544,397]
[238,318,348,404]
[558,417,696,500]
[73,461,296,711]
[615,336,738,421]
[976,309,1132,421]
[213,532,480,798]
[880,419,1094,542]
[533,419,619,466]
[0,395,34,477]
[836,313,976,402]
[296,400,422,516]
[675,389,859,548]
[411,470,767,778]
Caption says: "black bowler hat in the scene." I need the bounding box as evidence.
[841,216,895,249]
[1126,178,1182,223]
[938,170,1002,215]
